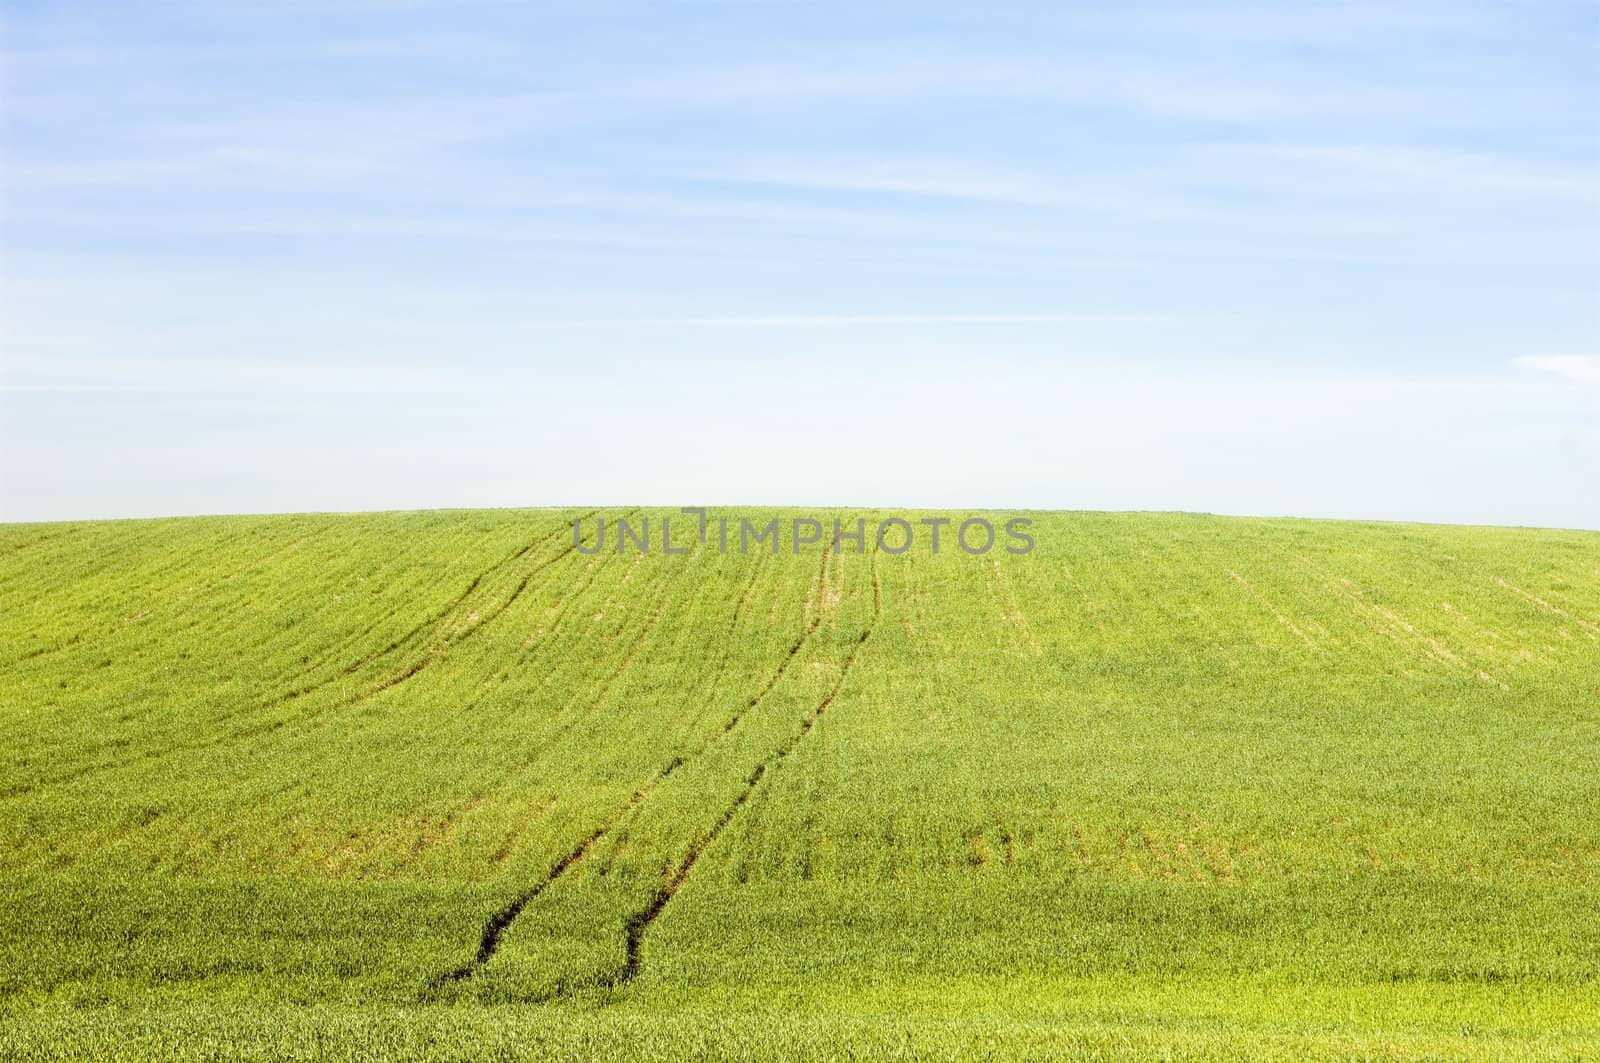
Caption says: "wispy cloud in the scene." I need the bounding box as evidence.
[602,50,1423,125]
[493,313,1141,329]
[1516,355,1600,385]
[1260,145,1600,202]
[666,158,1222,225]
[3,1,1597,524]
[675,160,1059,205]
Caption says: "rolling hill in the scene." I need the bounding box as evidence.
[2,509,1597,1060]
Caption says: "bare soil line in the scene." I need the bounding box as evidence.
[1,634,86,669]
[0,522,86,559]
[344,541,582,704]
[724,543,833,732]
[510,590,671,760]
[430,541,842,991]
[694,554,769,710]
[1491,576,1600,639]
[1291,554,1499,682]
[259,513,589,712]
[493,529,714,763]
[604,545,882,990]
[332,516,595,697]
[0,519,586,804]
[1225,568,1322,654]
[516,540,629,654]
[990,557,1042,658]
[432,770,666,986]
[0,526,333,671]
[1061,563,1105,635]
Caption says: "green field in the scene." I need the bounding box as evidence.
[2,509,1597,1060]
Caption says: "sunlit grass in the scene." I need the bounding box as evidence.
[2,509,1596,1058]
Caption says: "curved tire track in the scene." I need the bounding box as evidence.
[433,538,843,989]
[607,544,880,988]
[1,516,589,803]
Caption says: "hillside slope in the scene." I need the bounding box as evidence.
[2,509,1598,1060]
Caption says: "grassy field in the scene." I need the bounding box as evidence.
[1,508,1597,1060]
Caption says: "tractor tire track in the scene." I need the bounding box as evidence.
[307,515,590,697]
[251,516,579,702]
[0,518,588,803]
[693,553,769,713]
[477,523,692,766]
[342,537,585,705]
[607,544,881,988]
[0,526,332,671]
[0,522,86,559]
[723,536,834,732]
[384,553,662,877]
[516,588,672,758]
[431,757,679,986]
[433,539,840,989]
[344,533,654,842]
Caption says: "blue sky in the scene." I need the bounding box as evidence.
[1,1,1597,526]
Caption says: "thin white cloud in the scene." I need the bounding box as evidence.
[612,52,1417,125]
[668,159,1212,223]
[1516,355,1600,385]
[679,161,1059,205]
[1260,145,1600,202]
[494,313,1141,329]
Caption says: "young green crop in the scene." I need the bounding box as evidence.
[1,509,1597,1059]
